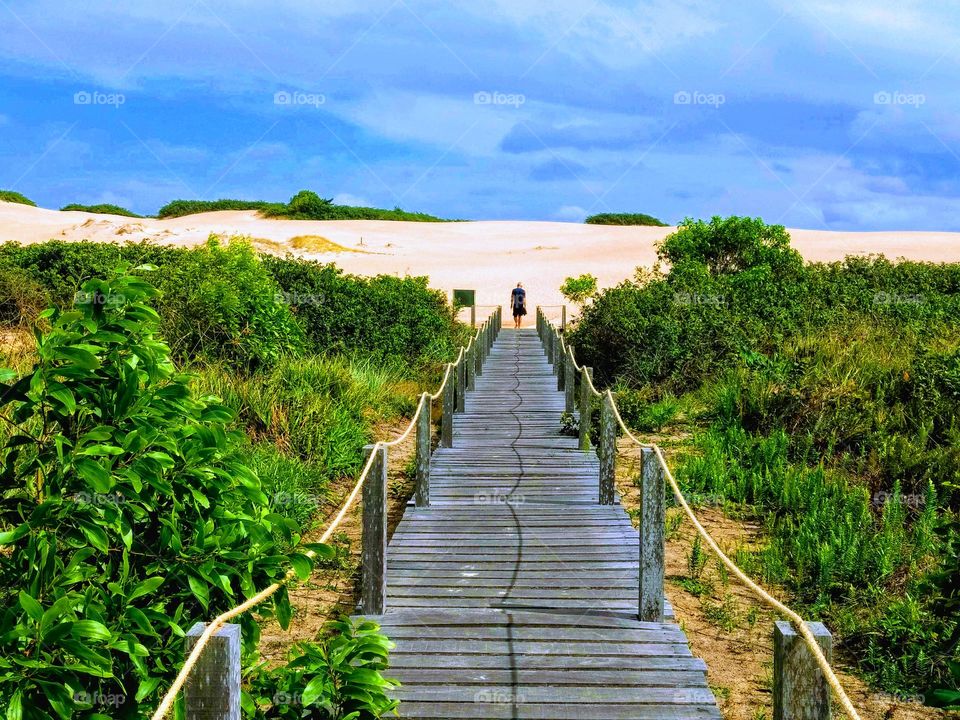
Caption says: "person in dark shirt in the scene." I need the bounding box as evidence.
[510,282,527,328]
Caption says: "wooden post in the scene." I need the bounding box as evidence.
[557,339,566,391]
[578,367,593,452]
[415,395,430,507]
[470,304,476,328]
[639,448,665,622]
[561,305,566,332]
[564,346,576,413]
[456,358,466,412]
[599,393,615,505]
[362,444,387,614]
[467,343,476,390]
[475,332,483,377]
[441,365,454,448]
[774,621,832,720]
[184,622,241,720]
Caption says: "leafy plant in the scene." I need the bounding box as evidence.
[559,274,598,306]
[61,204,142,218]
[246,618,400,719]
[584,212,666,226]
[0,267,329,718]
[0,190,36,207]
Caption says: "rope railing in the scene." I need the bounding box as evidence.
[152,307,502,720]
[537,307,862,720]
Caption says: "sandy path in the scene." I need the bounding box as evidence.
[3,203,960,317]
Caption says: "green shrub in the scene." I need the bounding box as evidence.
[0,268,331,718]
[0,267,49,326]
[560,274,598,306]
[60,203,142,217]
[0,190,36,207]
[584,212,666,226]
[157,198,281,218]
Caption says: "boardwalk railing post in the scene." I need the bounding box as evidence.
[184,622,241,720]
[362,443,387,614]
[578,367,593,451]
[774,621,832,720]
[561,304,566,332]
[564,346,576,413]
[415,395,431,507]
[470,304,476,328]
[639,448,665,622]
[475,330,484,377]
[599,393,616,505]
[441,365,454,448]
[557,338,566,392]
[456,358,466,412]
[467,342,476,390]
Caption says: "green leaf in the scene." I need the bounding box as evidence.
[0,523,30,545]
[75,458,112,493]
[301,675,327,707]
[128,576,164,602]
[288,553,314,581]
[55,346,101,370]
[71,619,112,642]
[275,585,291,630]
[302,543,336,560]
[78,521,109,553]
[6,689,22,720]
[187,575,210,610]
[17,591,43,622]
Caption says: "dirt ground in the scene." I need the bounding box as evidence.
[614,439,949,720]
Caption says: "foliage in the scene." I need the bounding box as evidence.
[0,268,331,719]
[559,274,598,306]
[157,192,447,222]
[157,198,281,218]
[584,212,666,226]
[262,255,458,363]
[568,215,960,697]
[246,618,400,719]
[0,190,36,207]
[61,204,142,218]
[0,267,50,326]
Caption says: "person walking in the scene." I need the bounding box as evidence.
[511,282,527,328]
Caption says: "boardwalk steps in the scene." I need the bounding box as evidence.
[357,327,720,719]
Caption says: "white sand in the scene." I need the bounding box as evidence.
[3,202,959,321]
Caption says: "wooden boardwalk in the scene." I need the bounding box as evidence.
[361,327,721,719]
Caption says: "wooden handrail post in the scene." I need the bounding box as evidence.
[456,358,466,412]
[557,339,566,391]
[564,346,576,413]
[184,622,241,720]
[470,304,476,328]
[578,367,593,451]
[441,365,454,448]
[466,343,476,390]
[362,444,387,614]
[599,393,616,504]
[561,304,566,332]
[415,395,431,507]
[774,622,832,720]
[639,448,665,622]
[475,329,484,377]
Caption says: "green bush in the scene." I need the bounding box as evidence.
[61,203,143,218]
[559,274,597,306]
[584,212,666,226]
[0,268,331,718]
[0,190,36,207]
[263,255,458,362]
[157,198,281,218]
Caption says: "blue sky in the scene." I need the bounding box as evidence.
[0,0,957,229]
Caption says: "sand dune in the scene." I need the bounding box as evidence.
[3,202,959,317]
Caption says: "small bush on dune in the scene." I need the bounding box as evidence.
[584,212,667,226]
[156,198,282,218]
[60,203,142,218]
[0,190,36,207]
